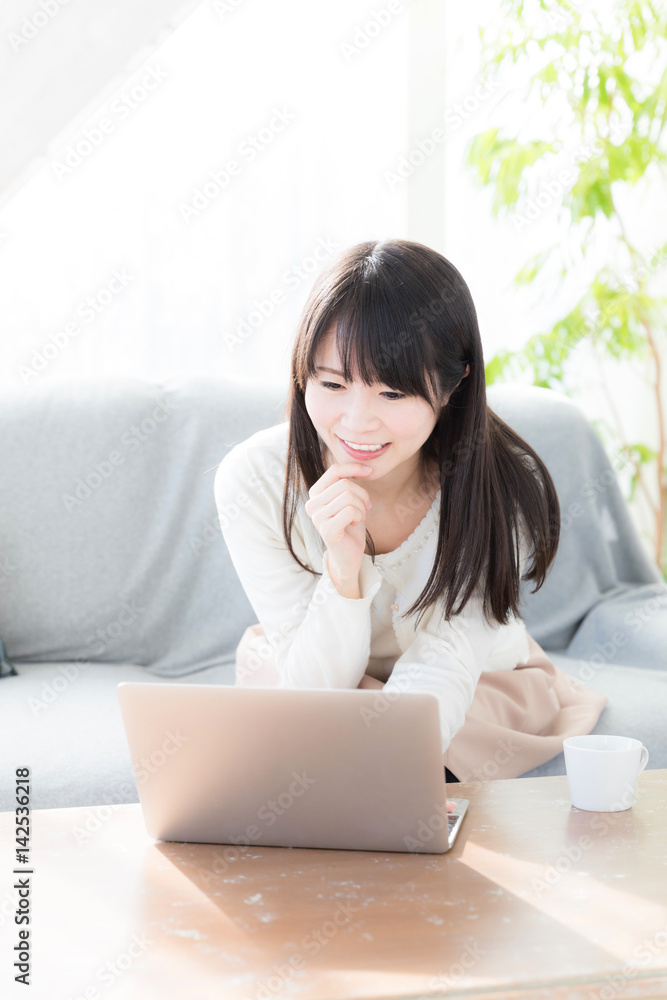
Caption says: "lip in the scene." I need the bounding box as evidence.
[336,435,391,460]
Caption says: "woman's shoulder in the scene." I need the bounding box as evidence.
[215,422,288,487]
[213,421,310,549]
[225,420,289,459]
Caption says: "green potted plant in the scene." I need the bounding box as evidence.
[464,0,667,577]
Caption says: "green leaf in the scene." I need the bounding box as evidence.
[626,442,659,464]
[461,0,667,566]
[485,350,517,385]
[512,247,557,286]
[465,134,556,214]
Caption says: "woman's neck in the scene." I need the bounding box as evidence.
[363,457,440,512]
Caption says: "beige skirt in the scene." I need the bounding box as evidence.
[235,623,608,781]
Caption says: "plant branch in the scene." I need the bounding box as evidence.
[592,342,658,520]
[614,210,665,564]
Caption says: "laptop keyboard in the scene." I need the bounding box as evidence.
[448,813,458,831]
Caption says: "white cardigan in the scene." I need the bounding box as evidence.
[214,421,532,752]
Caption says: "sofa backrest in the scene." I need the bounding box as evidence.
[1,377,662,675]
[487,383,665,665]
[0,375,285,676]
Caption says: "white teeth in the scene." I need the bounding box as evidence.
[342,440,387,451]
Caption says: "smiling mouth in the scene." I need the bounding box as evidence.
[337,436,390,453]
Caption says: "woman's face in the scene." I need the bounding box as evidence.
[304,331,443,485]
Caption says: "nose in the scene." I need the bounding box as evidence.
[339,390,382,435]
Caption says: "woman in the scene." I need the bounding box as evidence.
[215,238,607,783]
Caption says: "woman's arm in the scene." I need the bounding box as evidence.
[215,442,382,689]
[382,591,503,755]
[356,673,385,690]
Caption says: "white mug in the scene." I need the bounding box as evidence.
[563,735,649,812]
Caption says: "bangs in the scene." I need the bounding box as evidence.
[300,289,441,407]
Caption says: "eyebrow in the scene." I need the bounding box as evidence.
[315,366,345,376]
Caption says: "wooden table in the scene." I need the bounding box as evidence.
[1,771,667,1000]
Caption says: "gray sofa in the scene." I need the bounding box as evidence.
[1,376,665,812]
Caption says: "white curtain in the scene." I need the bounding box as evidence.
[0,0,661,559]
[0,0,411,389]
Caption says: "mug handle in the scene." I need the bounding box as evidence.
[638,746,649,775]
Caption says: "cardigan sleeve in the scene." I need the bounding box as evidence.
[214,442,383,689]
[381,590,505,754]
[380,512,536,753]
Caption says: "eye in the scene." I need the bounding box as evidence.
[319,381,406,400]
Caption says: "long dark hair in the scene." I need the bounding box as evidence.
[281,238,560,628]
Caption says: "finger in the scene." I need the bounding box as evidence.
[308,463,373,500]
[446,800,457,812]
[315,491,368,526]
[306,479,372,517]
[327,506,367,539]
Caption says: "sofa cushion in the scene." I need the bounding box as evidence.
[0,660,235,812]
[518,652,667,778]
[2,655,664,811]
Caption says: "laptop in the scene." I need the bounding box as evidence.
[116,682,469,854]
